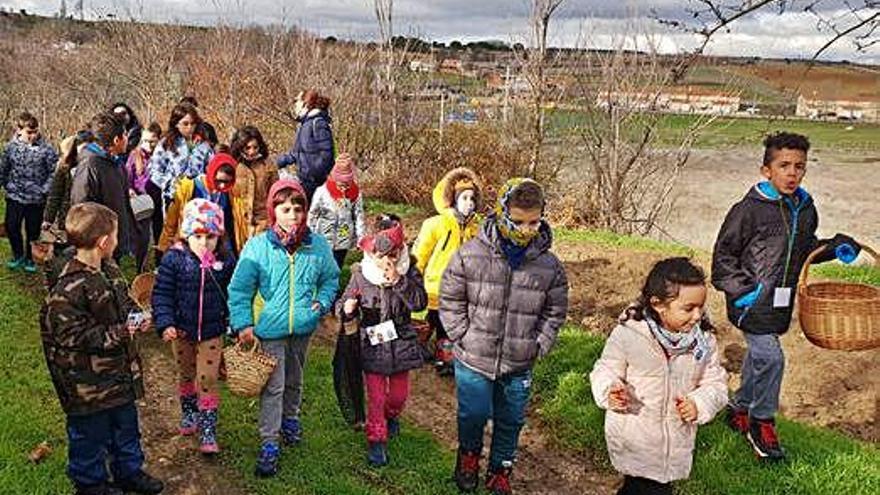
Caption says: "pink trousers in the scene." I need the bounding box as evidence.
[365,371,410,443]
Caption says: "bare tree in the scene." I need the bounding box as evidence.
[658,1,879,60]
[524,0,565,179]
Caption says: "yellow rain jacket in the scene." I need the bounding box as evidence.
[413,168,482,310]
[158,176,250,253]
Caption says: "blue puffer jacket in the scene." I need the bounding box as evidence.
[148,136,214,200]
[0,137,58,204]
[228,229,340,340]
[276,111,334,198]
[152,245,235,342]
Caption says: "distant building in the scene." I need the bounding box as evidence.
[439,58,465,75]
[409,59,437,73]
[596,87,741,116]
[796,95,880,122]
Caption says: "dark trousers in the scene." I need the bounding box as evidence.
[617,476,672,495]
[66,402,145,488]
[4,198,44,261]
[144,180,164,245]
[333,249,348,269]
[427,309,449,341]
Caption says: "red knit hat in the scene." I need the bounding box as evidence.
[205,152,237,192]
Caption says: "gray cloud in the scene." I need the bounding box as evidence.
[2,0,876,62]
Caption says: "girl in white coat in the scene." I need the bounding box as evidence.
[590,257,728,495]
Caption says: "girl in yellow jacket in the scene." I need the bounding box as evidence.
[590,258,728,495]
[412,167,481,376]
[159,153,249,256]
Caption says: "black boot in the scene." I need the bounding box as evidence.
[75,483,123,495]
[114,470,164,494]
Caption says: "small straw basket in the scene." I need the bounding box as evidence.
[223,340,278,397]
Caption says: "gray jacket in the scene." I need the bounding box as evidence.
[439,217,569,380]
[337,260,428,376]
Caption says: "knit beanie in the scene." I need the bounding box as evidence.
[180,198,225,238]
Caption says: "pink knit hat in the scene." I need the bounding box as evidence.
[330,153,356,187]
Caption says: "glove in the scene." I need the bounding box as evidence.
[830,234,860,264]
[734,282,764,309]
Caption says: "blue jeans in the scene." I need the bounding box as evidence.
[455,360,531,470]
[66,402,144,488]
[734,333,785,419]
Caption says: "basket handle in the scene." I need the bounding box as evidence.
[798,242,879,292]
[235,337,262,354]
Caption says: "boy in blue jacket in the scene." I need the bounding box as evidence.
[712,132,860,462]
[1,112,58,273]
[228,179,339,477]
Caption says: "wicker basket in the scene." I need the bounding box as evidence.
[797,244,880,351]
[30,241,54,265]
[224,340,277,397]
[129,273,156,311]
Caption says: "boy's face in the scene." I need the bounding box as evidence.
[274,199,305,232]
[18,126,39,144]
[97,224,119,260]
[508,206,542,234]
[761,148,806,196]
[108,134,128,156]
[113,107,131,126]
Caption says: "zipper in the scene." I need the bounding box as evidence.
[663,359,672,480]
[197,266,206,341]
[288,252,295,335]
[493,265,514,379]
[440,230,452,251]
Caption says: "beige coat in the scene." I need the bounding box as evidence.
[590,318,728,483]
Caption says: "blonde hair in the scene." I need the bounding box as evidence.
[65,202,118,248]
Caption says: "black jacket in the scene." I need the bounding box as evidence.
[70,145,138,259]
[712,183,833,334]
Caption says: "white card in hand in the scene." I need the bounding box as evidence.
[773,287,792,308]
[365,320,398,346]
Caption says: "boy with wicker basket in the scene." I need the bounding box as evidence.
[711,132,860,462]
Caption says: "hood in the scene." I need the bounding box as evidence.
[747,181,812,206]
[477,215,553,261]
[266,179,308,226]
[432,167,482,214]
[205,152,238,193]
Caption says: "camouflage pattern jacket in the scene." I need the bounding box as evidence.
[40,258,144,416]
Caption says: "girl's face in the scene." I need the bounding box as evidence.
[140,131,159,153]
[456,190,476,217]
[213,170,234,192]
[651,284,707,332]
[177,114,197,139]
[274,199,306,232]
[187,233,219,258]
[243,139,261,161]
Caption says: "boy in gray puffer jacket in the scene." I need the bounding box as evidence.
[440,178,568,495]
[1,112,58,273]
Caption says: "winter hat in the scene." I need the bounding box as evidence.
[266,179,308,226]
[180,198,225,238]
[330,153,357,187]
[358,214,405,257]
[495,177,545,247]
[205,152,238,192]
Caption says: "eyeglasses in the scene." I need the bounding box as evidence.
[214,178,233,186]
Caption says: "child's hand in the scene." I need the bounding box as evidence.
[162,327,178,341]
[238,327,255,344]
[608,382,630,413]
[675,396,699,423]
[343,298,358,315]
[138,314,152,333]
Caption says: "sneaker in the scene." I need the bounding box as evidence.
[486,464,514,495]
[281,417,302,446]
[5,257,24,271]
[367,441,388,467]
[387,417,400,438]
[453,449,481,492]
[22,259,37,273]
[726,405,749,435]
[254,442,281,478]
[75,483,124,495]
[113,470,164,494]
[747,418,786,461]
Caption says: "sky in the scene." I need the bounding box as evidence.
[4,0,878,64]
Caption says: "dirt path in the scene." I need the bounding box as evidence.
[313,321,622,495]
[137,338,248,495]
[557,239,879,443]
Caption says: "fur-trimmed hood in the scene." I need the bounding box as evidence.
[431,167,482,214]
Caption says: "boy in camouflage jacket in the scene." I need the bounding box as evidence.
[40,202,163,495]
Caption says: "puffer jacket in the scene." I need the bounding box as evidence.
[308,183,366,250]
[439,217,568,380]
[148,136,214,199]
[590,317,728,483]
[44,162,74,230]
[158,176,249,253]
[276,110,334,197]
[40,259,144,416]
[414,169,481,310]
[337,260,428,375]
[235,159,279,236]
[151,245,235,342]
[712,182,834,334]
[228,229,340,339]
[0,136,57,204]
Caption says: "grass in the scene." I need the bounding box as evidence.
[532,326,880,495]
[546,110,880,152]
